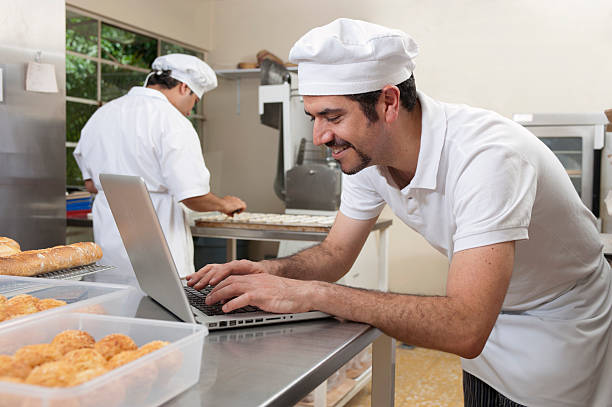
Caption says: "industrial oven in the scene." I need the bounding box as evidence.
[513,113,611,231]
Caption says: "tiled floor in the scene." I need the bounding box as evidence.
[345,344,464,407]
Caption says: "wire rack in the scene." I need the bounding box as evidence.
[35,264,115,280]
[0,264,116,296]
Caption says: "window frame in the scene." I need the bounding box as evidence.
[65,6,208,150]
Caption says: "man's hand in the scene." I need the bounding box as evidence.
[220,195,246,216]
[205,273,316,314]
[186,259,265,289]
[181,193,246,215]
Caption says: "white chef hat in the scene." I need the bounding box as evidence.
[289,18,418,96]
[149,53,217,99]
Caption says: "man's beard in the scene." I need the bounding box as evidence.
[339,147,371,175]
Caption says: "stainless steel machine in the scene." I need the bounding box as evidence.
[0,0,66,249]
[258,60,341,212]
[513,112,611,231]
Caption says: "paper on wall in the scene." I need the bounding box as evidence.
[25,62,58,93]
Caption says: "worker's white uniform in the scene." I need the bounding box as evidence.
[340,92,612,406]
[74,86,210,289]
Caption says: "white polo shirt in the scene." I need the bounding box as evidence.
[340,92,612,406]
[74,87,210,286]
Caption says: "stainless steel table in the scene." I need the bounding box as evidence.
[68,216,396,405]
[132,295,396,407]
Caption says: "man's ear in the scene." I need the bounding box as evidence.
[179,82,191,96]
[381,85,400,123]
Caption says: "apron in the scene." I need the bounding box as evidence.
[90,189,195,290]
[462,258,612,407]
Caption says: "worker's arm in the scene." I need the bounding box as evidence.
[297,241,514,358]
[187,211,376,286]
[84,179,98,194]
[197,234,514,359]
[181,193,246,216]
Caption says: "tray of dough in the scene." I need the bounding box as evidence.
[195,212,336,232]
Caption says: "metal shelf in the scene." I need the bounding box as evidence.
[214,67,297,114]
[215,66,297,80]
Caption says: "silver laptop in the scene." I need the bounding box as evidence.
[99,173,329,330]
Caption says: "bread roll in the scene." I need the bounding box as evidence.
[0,242,103,277]
[0,237,20,257]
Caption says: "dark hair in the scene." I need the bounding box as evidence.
[146,70,180,89]
[346,75,417,122]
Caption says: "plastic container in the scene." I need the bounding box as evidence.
[0,312,206,407]
[0,276,137,327]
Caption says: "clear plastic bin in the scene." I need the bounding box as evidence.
[0,276,137,327]
[0,312,206,406]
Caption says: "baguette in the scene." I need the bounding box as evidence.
[0,237,21,257]
[0,242,103,277]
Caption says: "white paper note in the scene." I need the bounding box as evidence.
[26,62,58,93]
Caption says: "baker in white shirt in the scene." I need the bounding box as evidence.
[186,19,611,406]
[74,53,246,290]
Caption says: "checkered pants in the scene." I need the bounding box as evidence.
[463,371,526,407]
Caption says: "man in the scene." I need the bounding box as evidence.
[186,19,611,406]
[75,53,246,289]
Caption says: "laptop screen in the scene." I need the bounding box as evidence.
[99,173,196,323]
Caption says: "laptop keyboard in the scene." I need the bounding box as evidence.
[184,285,260,316]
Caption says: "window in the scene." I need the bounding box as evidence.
[65,8,206,187]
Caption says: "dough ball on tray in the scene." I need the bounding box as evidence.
[62,348,107,372]
[95,333,137,361]
[4,294,39,317]
[36,298,67,311]
[14,343,62,368]
[51,330,95,355]
[0,354,32,379]
[25,361,76,387]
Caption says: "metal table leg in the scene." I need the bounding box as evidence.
[377,228,390,292]
[371,333,396,406]
[226,238,237,261]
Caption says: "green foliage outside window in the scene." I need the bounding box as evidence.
[66,102,97,143]
[101,64,147,102]
[161,41,204,59]
[66,11,97,56]
[101,24,157,69]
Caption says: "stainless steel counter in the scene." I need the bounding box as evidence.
[68,216,396,405]
[132,295,395,407]
[190,218,393,242]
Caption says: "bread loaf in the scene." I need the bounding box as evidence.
[0,242,103,277]
[0,237,21,257]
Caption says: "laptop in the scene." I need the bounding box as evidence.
[99,173,329,330]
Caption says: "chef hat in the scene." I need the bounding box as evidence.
[149,54,217,99]
[289,18,418,96]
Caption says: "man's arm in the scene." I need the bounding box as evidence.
[266,212,377,281]
[205,239,514,359]
[84,179,98,194]
[187,212,376,287]
[181,193,246,216]
[304,241,514,358]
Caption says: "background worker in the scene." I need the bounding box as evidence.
[187,19,611,406]
[75,53,246,289]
